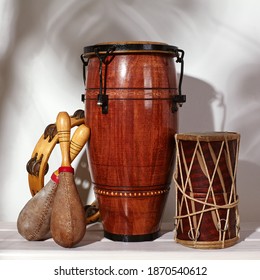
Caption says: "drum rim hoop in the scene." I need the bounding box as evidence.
[83,41,178,56]
[175,236,239,249]
[175,132,240,142]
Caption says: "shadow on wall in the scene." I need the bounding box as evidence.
[163,75,224,224]
[237,161,260,224]
[74,151,93,206]
[225,63,260,223]
[178,74,225,133]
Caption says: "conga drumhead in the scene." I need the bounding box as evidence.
[83,41,179,57]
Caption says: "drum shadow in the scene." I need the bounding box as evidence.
[236,161,260,241]
[224,64,260,239]
[178,74,225,133]
[74,151,95,208]
[163,75,225,225]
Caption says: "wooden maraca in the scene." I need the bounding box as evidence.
[17,123,90,241]
[50,112,86,248]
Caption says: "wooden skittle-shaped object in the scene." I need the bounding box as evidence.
[17,124,90,241]
[50,112,86,248]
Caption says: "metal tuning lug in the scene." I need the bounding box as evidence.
[97,94,108,114]
[172,48,186,112]
[172,94,186,112]
[81,94,85,103]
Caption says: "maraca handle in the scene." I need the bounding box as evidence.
[56,112,71,167]
[70,124,90,162]
[52,124,90,177]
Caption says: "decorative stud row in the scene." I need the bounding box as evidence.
[86,89,176,98]
[94,188,169,197]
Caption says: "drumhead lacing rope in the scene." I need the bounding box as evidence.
[173,134,240,248]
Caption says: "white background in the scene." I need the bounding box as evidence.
[0,0,260,224]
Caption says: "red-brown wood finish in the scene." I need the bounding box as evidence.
[176,137,238,194]
[84,45,179,241]
[174,133,240,248]
[176,191,238,241]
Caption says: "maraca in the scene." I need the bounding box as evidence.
[50,112,86,248]
[17,123,90,241]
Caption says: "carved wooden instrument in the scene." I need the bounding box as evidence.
[26,109,85,196]
[174,132,240,249]
[50,112,86,248]
[81,41,185,241]
[17,124,90,241]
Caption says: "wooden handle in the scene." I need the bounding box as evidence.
[56,112,71,167]
[70,124,90,162]
[52,124,90,177]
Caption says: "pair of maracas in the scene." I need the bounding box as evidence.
[17,112,88,247]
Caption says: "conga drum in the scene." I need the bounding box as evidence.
[81,41,186,241]
[174,132,240,248]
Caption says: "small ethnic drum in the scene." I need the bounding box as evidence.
[81,41,186,241]
[173,132,240,249]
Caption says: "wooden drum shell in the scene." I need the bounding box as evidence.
[174,132,240,249]
[83,42,180,241]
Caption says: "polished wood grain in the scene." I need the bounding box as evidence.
[84,46,179,241]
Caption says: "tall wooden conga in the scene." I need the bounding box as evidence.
[81,41,186,241]
[174,132,240,249]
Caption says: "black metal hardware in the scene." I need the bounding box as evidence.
[80,54,88,85]
[93,45,116,114]
[81,43,186,113]
[83,43,178,55]
[97,94,108,114]
[81,94,85,103]
[172,48,186,112]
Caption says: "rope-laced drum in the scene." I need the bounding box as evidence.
[173,132,240,249]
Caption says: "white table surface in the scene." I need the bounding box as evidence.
[0,221,259,260]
